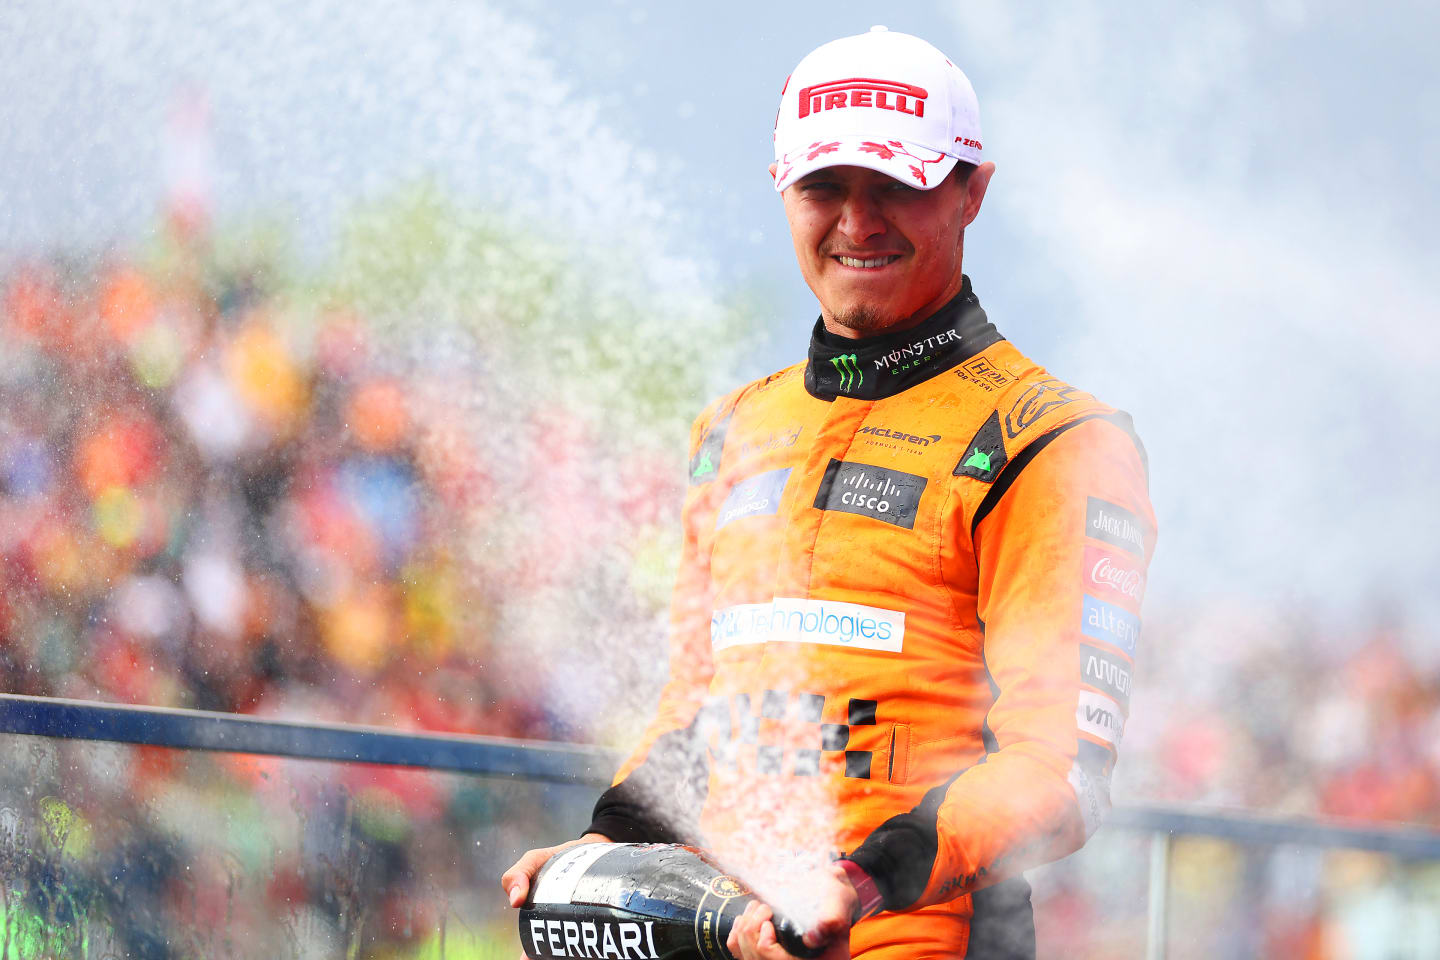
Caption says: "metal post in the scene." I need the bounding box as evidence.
[1145,830,1172,960]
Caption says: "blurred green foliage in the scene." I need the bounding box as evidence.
[325,181,764,448]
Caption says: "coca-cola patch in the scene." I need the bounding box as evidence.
[1082,544,1146,609]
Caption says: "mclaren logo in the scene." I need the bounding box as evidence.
[856,425,941,448]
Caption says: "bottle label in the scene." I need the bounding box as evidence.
[533,843,628,905]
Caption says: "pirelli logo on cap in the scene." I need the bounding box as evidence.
[797,78,928,119]
[814,460,927,529]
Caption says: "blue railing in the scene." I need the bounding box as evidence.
[0,692,615,785]
[2,692,1436,959]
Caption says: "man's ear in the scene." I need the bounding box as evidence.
[768,161,778,182]
[962,162,996,228]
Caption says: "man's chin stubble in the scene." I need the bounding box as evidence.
[830,305,901,338]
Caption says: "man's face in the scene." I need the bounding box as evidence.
[778,162,993,338]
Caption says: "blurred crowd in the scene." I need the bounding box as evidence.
[0,246,656,737]
[0,242,680,956]
[1129,606,1440,829]
[1036,606,1440,959]
[1,244,1438,957]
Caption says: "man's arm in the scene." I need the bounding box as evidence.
[845,415,1155,911]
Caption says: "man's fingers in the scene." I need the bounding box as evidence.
[727,903,750,959]
[758,919,778,949]
[731,870,857,959]
[500,835,611,911]
[730,901,765,960]
[500,846,556,907]
[731,901,790,960]
[499,859,531,907]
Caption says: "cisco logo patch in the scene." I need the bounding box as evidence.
[813,460,927,529]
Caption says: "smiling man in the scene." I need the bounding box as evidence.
[504,27,1157,960]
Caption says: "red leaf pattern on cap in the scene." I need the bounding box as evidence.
[778,140,949,188]
[858,140,948,186]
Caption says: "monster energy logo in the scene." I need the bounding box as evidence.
[830,354,863,392]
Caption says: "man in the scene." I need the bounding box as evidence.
[504,26,1155,959]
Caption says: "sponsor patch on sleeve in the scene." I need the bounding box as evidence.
[1066,757,1110,839]
[1084,496,1150,557]
[1082,544,1146,609]
[1076,689,1124,746]
[1081,594,1141,656]
[1080,643,1133,709]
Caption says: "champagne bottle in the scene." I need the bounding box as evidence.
[518,843,824,960]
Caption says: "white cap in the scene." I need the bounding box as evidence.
[772,26,983,192]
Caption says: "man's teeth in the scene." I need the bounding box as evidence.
[838,255,898,269]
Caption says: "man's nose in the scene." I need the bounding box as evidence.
[836,191,887,243]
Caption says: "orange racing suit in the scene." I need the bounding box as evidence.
[587,277,1157,958]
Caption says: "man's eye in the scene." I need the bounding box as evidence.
[800,180,840,193]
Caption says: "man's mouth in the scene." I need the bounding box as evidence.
[835,255,902,269]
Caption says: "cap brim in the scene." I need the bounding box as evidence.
[773,138,961,192]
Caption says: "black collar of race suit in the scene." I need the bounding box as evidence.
[804,276,1004,401]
